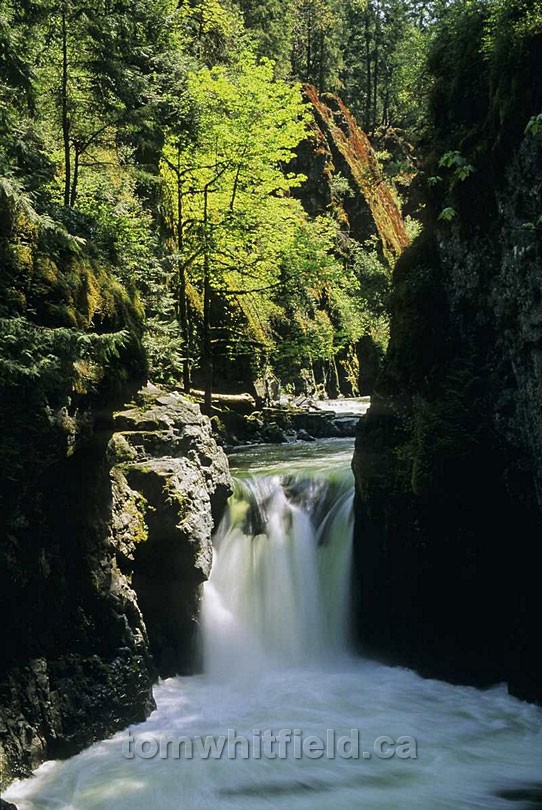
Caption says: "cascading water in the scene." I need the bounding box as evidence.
[202,468,354,677]
[5,439,542,810]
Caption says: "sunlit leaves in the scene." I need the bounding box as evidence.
[162,54,308,296]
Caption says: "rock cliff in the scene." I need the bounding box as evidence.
[111,385,232,678]
[0,382,231,789]
[296,85,409,261]
[352,13,542,703]
[0,186,232,787]
[290,86,409,396]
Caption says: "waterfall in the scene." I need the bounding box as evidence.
[6,441,542,810]
[202,466,354,678]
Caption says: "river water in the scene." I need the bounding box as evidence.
[5,439,541,809]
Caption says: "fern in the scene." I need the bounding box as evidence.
[0,176,86,253]
[0,317,129,395]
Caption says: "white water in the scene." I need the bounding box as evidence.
[5,439,542,809]
[203,468,354,675]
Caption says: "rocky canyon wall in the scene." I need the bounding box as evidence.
[0,192,232,788]
[352,12,542,703]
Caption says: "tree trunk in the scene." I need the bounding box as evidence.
[382,70,391,128]
[373,23,379,133]
[176,147,191,394]
[202,186,213,416]
[318,31,325,93]
[61,2,71,208]
[364,12,372,132]
[328,357,341,398]
[306,13,312,83]
[70,147,80,207]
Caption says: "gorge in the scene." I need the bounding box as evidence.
[2,1,542,806]
[4,441,542,809]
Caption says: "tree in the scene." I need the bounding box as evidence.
[236,0,295,75]
[291,0,344,91]
[339,0,442,133]
[161,54,309,409]
[0,2,53,193]
[17,0,175,209]
[178,0,245,65]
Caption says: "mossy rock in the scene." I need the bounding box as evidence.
[111,468,149,551]
[107,433,138,466]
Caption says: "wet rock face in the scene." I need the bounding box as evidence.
[0,409,155,790]
[295,85,409,261]
[352,131,542,704]
[0,384,232,789]
[111,385,232,677]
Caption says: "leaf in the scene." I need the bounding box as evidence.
[525,114,542,137]
[438,207,457,222]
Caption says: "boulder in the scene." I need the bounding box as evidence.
[297,429,316,442]
[110,385,233,677]
[261,422,288,444]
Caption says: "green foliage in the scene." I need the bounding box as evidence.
[177,0,247,68]
[330,173,355,204]
[349,246,393,353]
[0,317,129,396]
[439,151,475,181]
[526,114,542,137]
[159,53,318,385]
[1,0,418,402]
[236,0,295,75]
[291,0,344,91]
[271,224,394,386]
[339,0,436,133]
[429,0,542,159]
[438,206,457,222]
[422,0,542,236]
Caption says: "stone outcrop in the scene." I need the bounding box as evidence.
[110,385,232,678]
[0,188,152,788]
[214,401,370,447]
[0,384,232,789]
[0,396,154,789]
[352,125,542,703]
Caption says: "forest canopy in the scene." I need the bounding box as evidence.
[1,0,540,405]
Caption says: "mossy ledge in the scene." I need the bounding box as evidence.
[302,84,410,261]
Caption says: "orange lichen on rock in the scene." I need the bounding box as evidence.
[304,84,410,260]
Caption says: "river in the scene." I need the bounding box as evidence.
[5,439,541,809]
